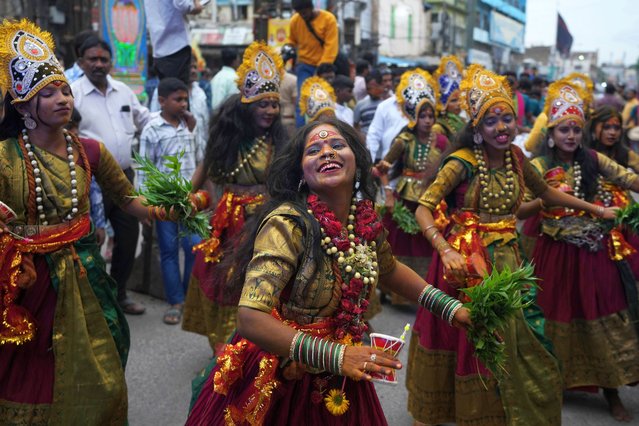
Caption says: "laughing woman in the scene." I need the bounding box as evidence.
[517,83,639,422]
[185,118,471,425]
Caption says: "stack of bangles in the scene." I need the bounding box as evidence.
[147,205,179,222]
[289,332,347,375]
[189,190,211,211]
[418,284,463,325]
[422,224,453,255]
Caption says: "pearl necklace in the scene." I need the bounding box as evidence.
[219,135,268,179]
[414,133,434,171]
[474,145,515,214]
[22,129,78,225]
[595,174,613,206]
[572,162,583,199]
[314,198,378,286]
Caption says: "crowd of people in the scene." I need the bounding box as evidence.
[2,2,639,425]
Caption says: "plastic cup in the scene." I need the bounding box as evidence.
[0,201,17,223]
[369,333,405,384]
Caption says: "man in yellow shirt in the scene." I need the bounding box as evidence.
[286,0,338,127]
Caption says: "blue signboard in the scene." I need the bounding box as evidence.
[490,10,525,53]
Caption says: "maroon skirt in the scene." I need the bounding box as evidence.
[382,200,433,277]
[186,334,387,426]
[533,234,627,323]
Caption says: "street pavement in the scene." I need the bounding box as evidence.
[125,291,639,425]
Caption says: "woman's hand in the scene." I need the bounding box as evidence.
[451,307,472,329]
[375,160,392,175]
[441,249,467,283]
[340,345,401,381]
[602,206,619,220]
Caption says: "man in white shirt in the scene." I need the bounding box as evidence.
[366,93,408,162]
[211,48,240,110]
[144,0,203,85]
[72,38,151,315]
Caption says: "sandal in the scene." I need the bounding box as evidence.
[163,306,182,325]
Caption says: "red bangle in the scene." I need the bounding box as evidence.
[190,190,211,211]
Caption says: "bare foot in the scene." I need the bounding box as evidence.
[603,388,633,422]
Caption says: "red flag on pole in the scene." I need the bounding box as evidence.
[556,13,573,58]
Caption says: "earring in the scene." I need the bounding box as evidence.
[23,112,37,130]
[547,137,555,148]
[354,169,361,190]
[297,178,305,192]
[473,132,483,145]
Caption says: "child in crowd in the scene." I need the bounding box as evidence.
[333,75,355,126]
[138,77,201,325]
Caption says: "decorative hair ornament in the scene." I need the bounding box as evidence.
[395,68,439,129]
[0,19,67,104]
[543,80,585,128]
[236,40,284,104]
[460,64,514,127]
[299,76,336,121]
[564,72,594,107]
[434,55,463,111]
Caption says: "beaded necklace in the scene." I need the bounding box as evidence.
[21,129,82,225]
[218,134,268,180]
[595,175,613,206]
[473,145,515,214]
[307,194,383,342]
[413,132,434,171]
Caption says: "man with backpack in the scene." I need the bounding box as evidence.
[286,0,339,127]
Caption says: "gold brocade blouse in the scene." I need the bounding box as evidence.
[209,138,273,187]
[417,147,548,248]
[418,147,548,215]
[529,152,638,238]
[0,138,134,226]
[239,204,396,325]
[383,131,448,203]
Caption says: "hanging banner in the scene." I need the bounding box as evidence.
[268,19,290,48]
[101,0,148,101]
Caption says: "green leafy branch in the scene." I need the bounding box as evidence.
[133,151,211,238]
[615,202,639,233]
[381,200,420,235]
[460,263,538,380]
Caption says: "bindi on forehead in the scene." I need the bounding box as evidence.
[308,128,340,144]
[488,102,512,115]
[605,117,621,126]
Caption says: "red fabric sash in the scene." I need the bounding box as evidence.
[0,215,90,345]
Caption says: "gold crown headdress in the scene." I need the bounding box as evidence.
[0,19,67,104]
[299,76,335,121]
[236,41,284,104]
[435,55,463,111]
[564,72,594,106]
[395,68,439,128]
[543,79,585,128]
[460,64,514,126]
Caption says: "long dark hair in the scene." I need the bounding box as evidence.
[219,117,376,303]
[0,95,25,139]
[539,125,599,201]
[202,94,288,179]
[584,105,629,167]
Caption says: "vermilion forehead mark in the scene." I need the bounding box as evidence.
[605,117,621,126]
[309,129,339,144]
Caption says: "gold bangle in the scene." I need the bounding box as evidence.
[538,198,545,210]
